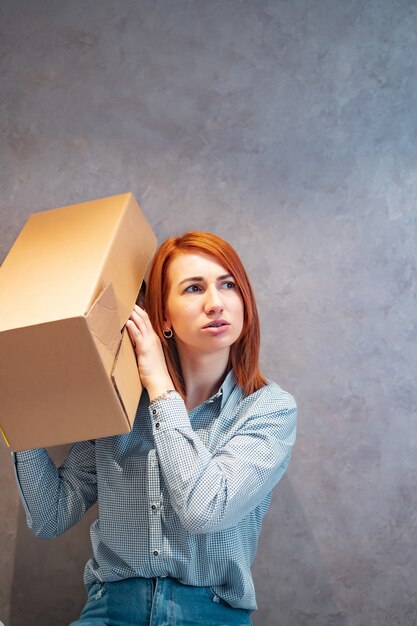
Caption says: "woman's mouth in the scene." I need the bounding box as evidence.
[202,320,230,329]
[201,320,231,335]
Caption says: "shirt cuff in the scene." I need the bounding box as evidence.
[148,393,192,435]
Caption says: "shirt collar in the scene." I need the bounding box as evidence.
[205,369,237,409]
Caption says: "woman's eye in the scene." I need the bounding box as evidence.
[221,281,236,290]
[184,284,202,293]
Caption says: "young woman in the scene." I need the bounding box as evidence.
[13,232,297,625]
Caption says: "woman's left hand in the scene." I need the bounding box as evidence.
[126,305,174,400]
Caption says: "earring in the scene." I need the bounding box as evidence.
[163,328,173,339]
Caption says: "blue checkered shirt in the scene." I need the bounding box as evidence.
[13,371,296,610]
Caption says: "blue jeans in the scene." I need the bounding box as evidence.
[70,577,253,626]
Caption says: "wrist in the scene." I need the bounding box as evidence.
[147,379,176,403]
[149,389,180,404]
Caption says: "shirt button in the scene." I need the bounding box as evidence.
[155,423,160,429]
[153,550,159,556]
[151,504,157,511]
[152,408,158,416]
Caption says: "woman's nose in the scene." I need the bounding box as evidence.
[204,287,223,314]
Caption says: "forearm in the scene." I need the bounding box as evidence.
[13,442,97,539]
[149,393,296,534]
[155,423,230,533]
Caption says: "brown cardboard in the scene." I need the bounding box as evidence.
[0,193,157,451]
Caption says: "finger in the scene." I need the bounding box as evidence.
[134,303,148,316]
[132,305,154,333]
[126,320,139,349]
[133,304,152,325]
[129,309,148,333]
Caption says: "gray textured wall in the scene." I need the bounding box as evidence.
[1,1,416,625]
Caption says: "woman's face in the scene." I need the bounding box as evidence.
[164,252,244,358]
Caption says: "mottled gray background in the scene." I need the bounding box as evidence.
[0,1,416,625]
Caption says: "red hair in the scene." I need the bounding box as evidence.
[145,231,267,397]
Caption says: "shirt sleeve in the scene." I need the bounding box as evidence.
[149,385,297,534]
[13,440,97,539]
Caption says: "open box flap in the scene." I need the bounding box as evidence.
[111,328,142,427]
[86,282,121,376]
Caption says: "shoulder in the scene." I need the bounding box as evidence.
[229,380,296,445]
[240,379,296,415]
[229,380,297,439]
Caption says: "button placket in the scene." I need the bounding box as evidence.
[152,407,162,431]
[147,450,162,562]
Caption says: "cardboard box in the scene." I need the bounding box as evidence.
[0,193,157,451]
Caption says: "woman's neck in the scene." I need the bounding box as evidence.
[178,348,230,411]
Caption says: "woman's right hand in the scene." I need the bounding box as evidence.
[126,305,175,401]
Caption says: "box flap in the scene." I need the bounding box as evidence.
[86,282,121,376]
[98,193,157,328]
[111,328,142,428]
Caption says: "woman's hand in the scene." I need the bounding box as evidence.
[126,305,174,401]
